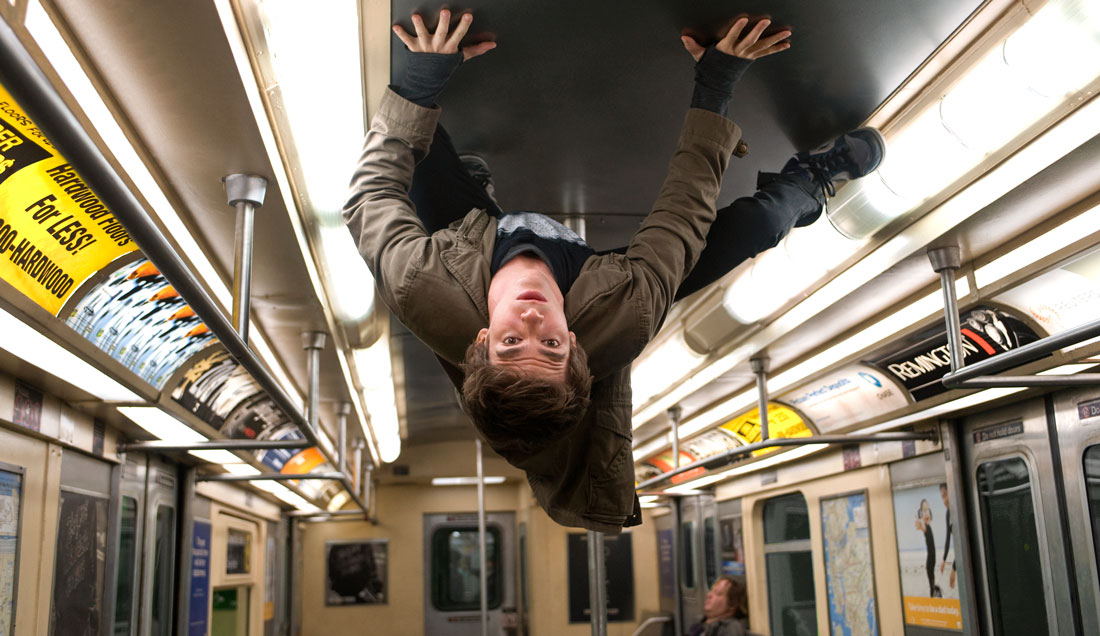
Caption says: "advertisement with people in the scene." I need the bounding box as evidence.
[892,483,961,630]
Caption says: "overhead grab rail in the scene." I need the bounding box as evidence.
[635,432,937,491]
[0,19,367,514]
[927,246,1100,389]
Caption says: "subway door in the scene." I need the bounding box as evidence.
[137,456,178,636]
[959,396,1078,635]
[50,449,114,635]
[679,494,719,627]
[1051,387,1100,636]
[423,512,517,635]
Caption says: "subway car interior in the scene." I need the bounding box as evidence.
[0,0,1099,634]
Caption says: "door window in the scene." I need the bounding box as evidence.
[150,505,175,636]
[1083,447,1100,590]
[430,527,501,611]
[763,493,817,636]
[112,496,138,635]
[976,457,1049,635]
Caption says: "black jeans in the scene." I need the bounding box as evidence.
[409,124,820,301]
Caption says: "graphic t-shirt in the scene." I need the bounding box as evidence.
[490,211,595,294]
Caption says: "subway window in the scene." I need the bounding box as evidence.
[113,496,138,635]
[976,457,1049,635]
[1085,447,1100,591]
[762,492,817,636]
[430,527,502,611]
[682,520,695,589]
[151,505,176,636]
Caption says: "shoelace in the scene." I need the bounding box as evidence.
[801,139,854,199]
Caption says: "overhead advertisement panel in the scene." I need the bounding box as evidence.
[66,258,215,389]
[170,349,337,500]
[780,364,910,433]
[0,85,137,314]
[634,403,813,484]
[870,305,1042,402]
[721,403,812,457]
[638,428,744,484]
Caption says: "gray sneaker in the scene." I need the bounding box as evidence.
[781,127,886,227]
[460,153,496,201]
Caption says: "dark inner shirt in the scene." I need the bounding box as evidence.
[489,211,595,294]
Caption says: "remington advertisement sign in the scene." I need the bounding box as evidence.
[871,306,1041,401]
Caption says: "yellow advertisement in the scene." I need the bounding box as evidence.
[720,403,811,456]
[0,84,138,315]
[903,597,962,630]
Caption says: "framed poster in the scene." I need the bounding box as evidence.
[0,465,23,636]
[567,533,634,623]
[892,482,962,630]
[821,491,878,636]
[719,516,745,577]
[325,540,387,606]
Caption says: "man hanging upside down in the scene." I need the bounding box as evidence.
[344,10,884,532]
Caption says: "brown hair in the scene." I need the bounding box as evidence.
[715,575,748,618]
[460,338,593,460]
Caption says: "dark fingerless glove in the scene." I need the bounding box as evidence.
[690,47,753,117]
[393,51,464,107]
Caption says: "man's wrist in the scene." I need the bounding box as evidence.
[690,47,753,117]
[395,51,463,107]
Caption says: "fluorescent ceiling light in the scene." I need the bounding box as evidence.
[223,464,262,476]
[723,217,860,324]
[632,433,673,462]
[0,307,140,402]
[631,332,705,409]
[24,1,302,407]
[117,406,203,443]
[252,479,320,512]
[318,225,375,322]
[976,203,1100,288]
[431,476,507,486]
[189,449,246,464]
[829,0,1100,240]
[326,490,351,512]
[256,1,375,324]
[353,339,402,463]
[632,343,755,428]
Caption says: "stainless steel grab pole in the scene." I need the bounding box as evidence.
[476,439,489,636]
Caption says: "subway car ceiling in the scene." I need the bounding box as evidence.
[0,0,1097,508]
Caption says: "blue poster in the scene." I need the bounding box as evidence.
[190,520,211,636]
[657,529,675,599]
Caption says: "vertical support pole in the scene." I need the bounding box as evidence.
[336,402,350,477]
[175,467,196,636]
[751,357,770,441]
[363,464,373,516]
[928,246,964,371]
[668,406,682,468]
[352,439,364,495]
[476,438,489,636]
[671,499,684,636]
[587,531,607,636]
[301,332,327,434]
[223,174,267,343]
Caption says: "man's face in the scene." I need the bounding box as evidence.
[480,255,575,382]
[703,579,732,620]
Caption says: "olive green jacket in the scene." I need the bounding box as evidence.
[344,88,741,533]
